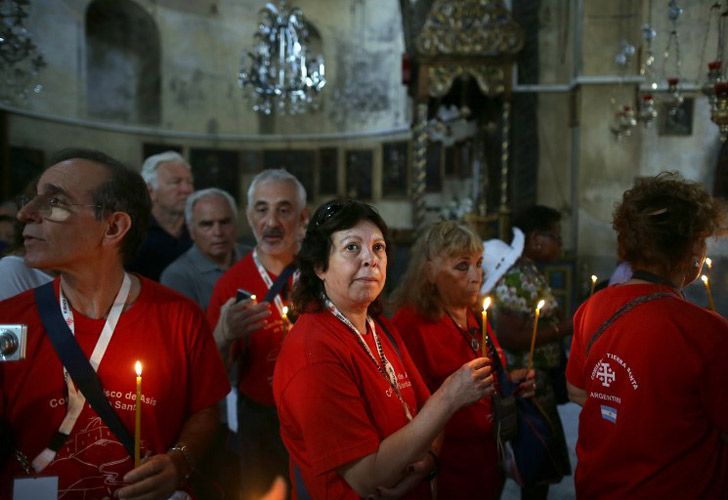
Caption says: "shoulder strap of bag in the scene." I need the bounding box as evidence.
[473,313,506,374]
[293,463,312,500]
[34,282,134,457]
[263,264,296,303]
[373,317,401,360]
[585,292,673,356]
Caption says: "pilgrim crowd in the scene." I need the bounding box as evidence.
[0,149,726,499]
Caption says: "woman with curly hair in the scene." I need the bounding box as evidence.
[566,172,728,498]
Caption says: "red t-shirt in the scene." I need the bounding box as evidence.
[0,277,230,498]
[273,311,432,500]
[207,252,290,406]
[566,283,728,498]
[393,306,504,500]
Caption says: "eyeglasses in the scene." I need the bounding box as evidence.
[18,194,102,222]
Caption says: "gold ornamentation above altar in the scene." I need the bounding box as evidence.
[416,0,524,58]
[427,65,506,98]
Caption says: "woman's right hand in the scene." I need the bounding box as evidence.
[440,357,494,409]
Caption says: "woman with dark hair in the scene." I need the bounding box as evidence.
[566,172,728,498]
[391,220,535,499]
[273,199,495,499]
[488,205,572,498]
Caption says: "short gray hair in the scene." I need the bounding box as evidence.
[246,169,307,210]
[141,151,190,189]
[185,188,238,227]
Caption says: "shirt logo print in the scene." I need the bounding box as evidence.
[595,362,616,387]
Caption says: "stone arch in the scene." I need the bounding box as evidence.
[85,0,160,124]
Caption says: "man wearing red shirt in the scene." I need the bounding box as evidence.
[0,149,228,499]
[207,168,308,499]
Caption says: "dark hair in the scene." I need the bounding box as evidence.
[48,149,151,262]
[512,205,562,236]
[613,171,723,274]
[292,198,391,316]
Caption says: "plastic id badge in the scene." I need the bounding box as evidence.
[13,476,58,500]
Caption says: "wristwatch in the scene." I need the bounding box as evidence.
[168,443,194,482]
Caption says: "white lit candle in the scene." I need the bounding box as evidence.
[281,306,290,334]
[701,275,716,311]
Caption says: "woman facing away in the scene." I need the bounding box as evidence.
[273,199,496,499]
[566,172,728,498]
[391,220,535,499]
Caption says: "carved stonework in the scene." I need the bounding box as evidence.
[427,65,506,97]
[416,0,524,57]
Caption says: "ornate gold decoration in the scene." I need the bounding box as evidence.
[427,65,506,98]
[416,0,524,58]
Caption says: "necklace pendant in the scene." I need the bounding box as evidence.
[471,338,480,353]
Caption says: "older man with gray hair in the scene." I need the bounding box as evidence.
[127,151,194,280]
[161,188,248,309]
[207,168,308,498]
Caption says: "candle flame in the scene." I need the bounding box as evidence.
[250,294,257,302]
[536,299,546,311]
[282,306,288,317]
[701,274,709,285]
[591,274,597,283]
[706,257,712,269]
[482,296,492,311]
[135,361,142,376]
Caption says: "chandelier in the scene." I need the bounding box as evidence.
[0,0,45,103]
[238,0,326,115]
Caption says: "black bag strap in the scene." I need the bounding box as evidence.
[34,281,135,457]
[373,317,401,360]
[293,463,312,500]
[263,264,296,303]
[585,292,673,356]
[473,313,518,397]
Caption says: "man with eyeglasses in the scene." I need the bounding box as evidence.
[207,168,308,498]
[0,149,229,499]
[127,151,194,281]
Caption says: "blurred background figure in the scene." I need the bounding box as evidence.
[567,172,728,498]
[392,220,535,499]
[0,190,53,301]
[161,188,248,309]
[488,205,572,499]
[274,199,496,499]
[0,214,14,255]
[128,151,194,281]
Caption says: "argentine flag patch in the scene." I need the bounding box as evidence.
[600,404,618,423]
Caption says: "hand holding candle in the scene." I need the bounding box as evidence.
[527,300,546,372]
[590,275,598,296]
[701,275,716,311]
[134,361,142,467]
[481,296,491,357]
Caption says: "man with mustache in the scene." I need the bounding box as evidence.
[207,169,308,499]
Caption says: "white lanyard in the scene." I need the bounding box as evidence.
[252,248,288,318]
[32,273,132,472]
[324,297,413,421]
